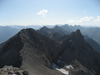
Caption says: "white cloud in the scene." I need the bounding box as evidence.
[37,9,48,17]
[94,16,100,22]
[66,16,100,26]
[13,21,18,25]
[79,16,93,22]
[38,21,44,23]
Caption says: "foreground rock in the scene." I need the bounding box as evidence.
[0,65,28,75]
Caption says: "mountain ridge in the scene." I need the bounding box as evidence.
[0,28,100,75]
[0,28,63,75]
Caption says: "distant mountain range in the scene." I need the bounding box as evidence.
[0,26,19,43]
[37,26,100,53]
[60,24,100,45]
[0,28,100,75]
[0,25,100,45]
[81,27,100,45]
[0,25,100,54]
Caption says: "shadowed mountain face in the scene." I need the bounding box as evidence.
[37,26,70,43]
[37,26,56,37]
[60,24,100,45]
[60,29,100,75]
[0,28,63,75]
[0,43,3,48]
[0,28,100,75]
[37,26,100,53]
[61,24,73,32]
[53,25,70,35]
[37,26,70,36]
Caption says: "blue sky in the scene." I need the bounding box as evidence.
[0,0,100,26]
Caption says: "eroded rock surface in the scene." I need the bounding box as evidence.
[0,65,28,75]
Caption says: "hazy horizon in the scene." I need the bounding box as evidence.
[0,0,100,27]
[0,24,100,28]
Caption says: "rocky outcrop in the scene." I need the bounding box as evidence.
[0,65,28,75]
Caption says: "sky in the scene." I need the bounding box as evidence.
[0,0,100,26]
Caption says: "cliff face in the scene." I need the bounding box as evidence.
[0,28,62,75]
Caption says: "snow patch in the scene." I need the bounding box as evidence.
[52,57,73,75]
[56,68,69,75]
[52,63,69,75]
[66,65,73,69]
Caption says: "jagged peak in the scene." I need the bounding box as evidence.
[62,29,85,47]
[76,29,81,33]
[75,29,82,35]
[20,28,35,32]
[69,29,83,37]
[54,25,60,29]
[41,26,48,29]
[75,29,84,38]
[39,26,51,31]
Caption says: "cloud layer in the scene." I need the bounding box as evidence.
[94,16,100,22]
[37,9,48,17]
[66,16,100,26]
[79,17,93,22]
